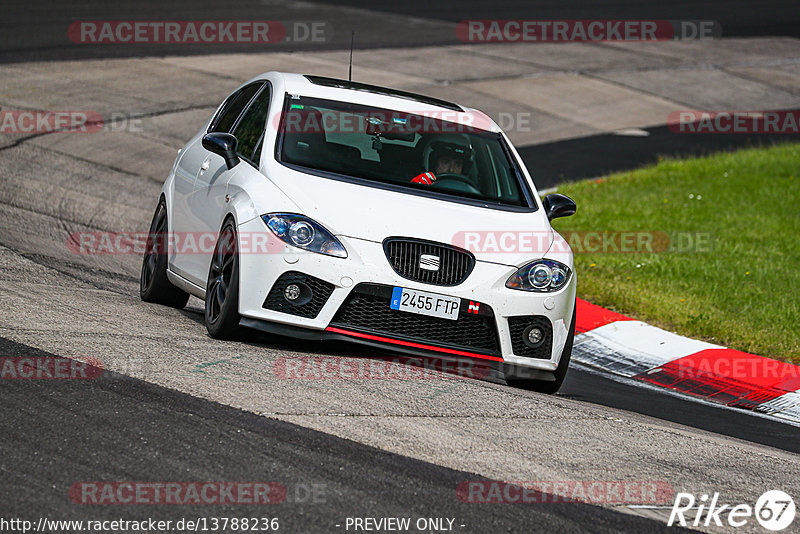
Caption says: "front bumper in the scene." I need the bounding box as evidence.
[237,217,576,371]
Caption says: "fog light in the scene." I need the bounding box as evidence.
[527,327,543,344]
[523,325,545,348]
[284,284,301,302]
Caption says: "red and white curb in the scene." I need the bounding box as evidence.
[572,299,800,424]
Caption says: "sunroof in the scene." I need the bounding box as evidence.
[304,75,463,112]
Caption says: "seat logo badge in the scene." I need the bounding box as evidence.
[419,254,440,271]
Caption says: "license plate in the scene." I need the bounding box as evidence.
[389,287,460,321]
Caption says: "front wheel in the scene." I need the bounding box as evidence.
[505,304,576,394]
[204,219,241,339]
[140,199,190,308]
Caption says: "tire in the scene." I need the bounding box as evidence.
[140,198,190,308]
[204,218,241,339]
[505,303,576,394]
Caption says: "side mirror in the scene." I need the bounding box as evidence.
[202,133,240,170]
[542,193,576,221]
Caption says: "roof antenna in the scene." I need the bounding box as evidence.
[348,31,354,81]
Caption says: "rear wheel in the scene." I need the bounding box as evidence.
[204,218,241,339]
[140,199,190,308]
[505,304,576,394]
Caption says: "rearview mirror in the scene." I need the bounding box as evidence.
[542,193,576,221]
[202,133,240,170]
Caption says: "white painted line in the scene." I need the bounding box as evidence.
[573,320,721,377]
[612,128,650,137]
[758,390,800,424]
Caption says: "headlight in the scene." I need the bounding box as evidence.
[289,221,314,246]
[506,259,571,292]
[262,213,347,258]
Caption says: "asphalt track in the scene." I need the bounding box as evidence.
[0,336,691,532]
[519,127,800,189]
[316,0,800,38]
[1,1,799,532]
[560,364,800,455]
[2,0,799,63]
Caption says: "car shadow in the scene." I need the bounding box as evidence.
[178,304,501,383]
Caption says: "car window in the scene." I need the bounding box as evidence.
[208,82,263,134]
[278,96,533,209]
[251,133,265,165]
[232,85,271,163]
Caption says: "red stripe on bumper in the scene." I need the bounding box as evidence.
[325,326,505,362]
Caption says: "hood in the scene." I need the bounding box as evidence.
[263,166,554,267]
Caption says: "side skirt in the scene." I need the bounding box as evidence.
[167,269,206,299]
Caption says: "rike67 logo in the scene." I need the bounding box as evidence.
[668,490,795,531]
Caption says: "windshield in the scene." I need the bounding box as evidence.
[276,96,534,209]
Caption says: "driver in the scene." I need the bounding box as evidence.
[411,135,474,185]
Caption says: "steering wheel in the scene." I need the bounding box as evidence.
[431,173,481,195]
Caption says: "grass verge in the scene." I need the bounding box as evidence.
[550,143,800,364]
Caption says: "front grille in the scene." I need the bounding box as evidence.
[331,284,500,354]
[263,271,335,319]
[383,238,475,287]
[508,316,553,359]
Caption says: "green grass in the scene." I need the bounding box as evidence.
[551,143,800,363]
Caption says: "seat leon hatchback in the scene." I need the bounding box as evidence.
[140,72,578,392]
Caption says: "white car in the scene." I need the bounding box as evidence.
[140,72,578,392]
